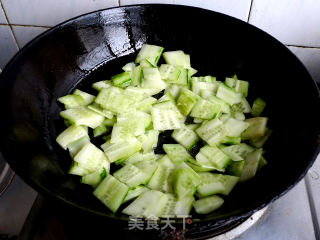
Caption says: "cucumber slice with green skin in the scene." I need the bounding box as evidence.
[241,117,268,140]
[113,163,149,187]
[93,125,109,137]
[251,98,266,117]
[176,88,199,116]
[136,97,157,113]
[165,84,182,99]
[74,142,110,173]
[81,168,107,188]
[137,130,159,153]
[240,148,263,182]
[58,94,84,109]
[196,172,239,197]
[163,144,194,164]
[193,195,224,214]
[151,108,183,131]
[227,160,245,177]
[224,118,250,137]
[196,118,228,146]
[185,157,217,172]
[102,138,142,163]
[232,111,246,121]
[216,83,242,105]
[131,66,143,86]
[122,190,168,218]
[158,92,175,103]
[147,164,174,193]
[142,67,166,90]
[173,167,201,199]
[159,64,180,81]
[220,143,254,161]
[87,103,114,119]
[196,145,231,171]
[220,136,241,145]
[135,44,164,65]
[186,123,200,131]
[92,80,112,91]
[225,77,237,88]
[231,98,252,114]
[163,50,189,67]
[258,156,267,170]
[69,161,90,176]
[67,136,90,157]
[235,80,249,97]
[111,72,131,88]
[190,98,221,120]
[161,194,194,217]
[56,125,88,150]
[249,129,272,148]
[172,125,199,150]
[122,186,149,203]
[73,89,95,106]
[94,174,129,213]
[60,107,105,129]
[140,58,156,67]
[122,62,136,72]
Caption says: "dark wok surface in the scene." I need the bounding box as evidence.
[0,4,319,226]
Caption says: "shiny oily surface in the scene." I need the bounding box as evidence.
[0,4,319,226]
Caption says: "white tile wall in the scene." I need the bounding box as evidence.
[0,25,18,69]
[12,26,48,48]
[120,0,252,21]
[288,46,320,83]
[249,0,320,47]
[1,0,119,26]
[0,3,7,24]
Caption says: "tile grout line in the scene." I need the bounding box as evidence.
[0,1,20,49]
[304,177,320,240]
[286,44,320,50]
[246,0,254,23]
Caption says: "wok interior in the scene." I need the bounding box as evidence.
[0,5,319,224]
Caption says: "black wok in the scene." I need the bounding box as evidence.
[0,4,319,235]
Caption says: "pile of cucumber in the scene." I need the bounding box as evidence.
[56,44,270,218]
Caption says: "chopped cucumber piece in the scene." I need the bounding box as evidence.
[87,103,114,119]
[163,144,194,164]
[241,117,268,140]
[240,148,263,182]
[165,84,182,99]
[172,125,199,149]
[216,83,242,105]
[94,174,129,213]
[112,72,131,88]
[67,136,90,157]
[137,130,159,153]
[92,80,112,91]
[122,62,135,72]
[196,119,228,146]
[193,195,224,214]
[81,168,107,188]
[176,88,200,116]
[102,138,142,163]
[56,125,88,150]
[113,163,149,187]
[196,145,231,171]
[151,108,182,130]
[142,67,166,90]
[206,95,230,114]
[173,167,200,199]
[123,186,149,203]
[135,44,164,65]
[196,173,239,197]
[58,94,83,109]
[131,65,142,86]
[258,156,268,170]
[73,89,95,105]
[163,50,189,67]
[220,143,254,161]
[190,98,221,120]
[249,129,272,148]
[224,118,250,137]
[122,190,168,218]
[93,125,109,137]
[161,194,194,217]
[60,107,105,129]
[251,98,266,117]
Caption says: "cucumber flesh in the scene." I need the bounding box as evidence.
[173,167,201,199]
[241,117,268,140]
[196,145,231,171]
[56,125,88,150]
[172,125,199,150]
[193,195,224,214]
[196,119,228,146]
[113,163,149,187]
[252,98,266,117]
[123,186,149,203]
[220,143,254,161]
[81,168,107,188]
[240,148,263,182]
[196,172,239,197]
[93,174,129,213]
[122,190,168,218]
